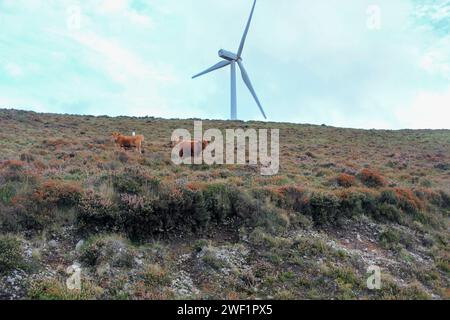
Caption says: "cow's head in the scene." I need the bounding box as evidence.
[111,132,121,141]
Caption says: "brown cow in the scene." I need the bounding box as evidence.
[177,139,210,158]
[112,132,145,154]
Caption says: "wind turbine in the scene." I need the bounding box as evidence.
[192,0,267,120]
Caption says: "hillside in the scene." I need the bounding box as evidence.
[0,108,449,300]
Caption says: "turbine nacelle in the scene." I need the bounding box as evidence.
[218,49,239,61]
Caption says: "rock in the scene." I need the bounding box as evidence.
[66,262,81,274]
[171,271,200,297]
[134,258,143,266]
[48,240,58,248]
[197,244,250,275]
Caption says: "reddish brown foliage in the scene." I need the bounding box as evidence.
[33,180,82,207]
[0,160,27,171]
[358,168,386,188]
[336,173,356,188]
[394,188,424,211]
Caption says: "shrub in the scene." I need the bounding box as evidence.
[112,174,143,195]
[358,169,386,188]
[440,191,450,208]
[112,168,160,195]
[202,184,236,222]
[0,235,24,274]
[79,235,136,268]
[374,203,403,223]
[277,185,307,212]
[118,186,209,239]
[305,192,340,225]
[379,229,401,250]
[232,191,261,220]
[118,194,160,238]
[337,174,356,188]
[0,198,39,232]
[194,239,210,252]
[394,188,422,211]
[294,236,330,257]
[0,160,27,171]
[416,189,450,209]
[0,183,15,204]
[33,180,82,208]
[338,190,378,220]
[77,191,121,233]
[0,160,37,183]
[142,264,170,286]
[252,206,290,233]
[379,189,398,205]
[20,153,34,163]
[27,279,99,300]
[179,188,209,230]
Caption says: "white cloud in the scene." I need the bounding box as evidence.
[96,0,153,28]
[97,0,128,14]
[396,86,450,129]
[419,36,450,79]
[4,63,23,77]
[67,30,172,84]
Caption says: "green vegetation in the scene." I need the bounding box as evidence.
[0,234,24,274]
[0,109,448,300]
[28,279,101,300]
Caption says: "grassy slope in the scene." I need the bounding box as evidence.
[0,108,449,300]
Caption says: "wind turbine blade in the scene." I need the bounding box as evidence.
[237,0,257,58]
[237,60,267,119]
[192,60,231,79]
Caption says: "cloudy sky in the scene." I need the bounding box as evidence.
[0,0,449,129]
